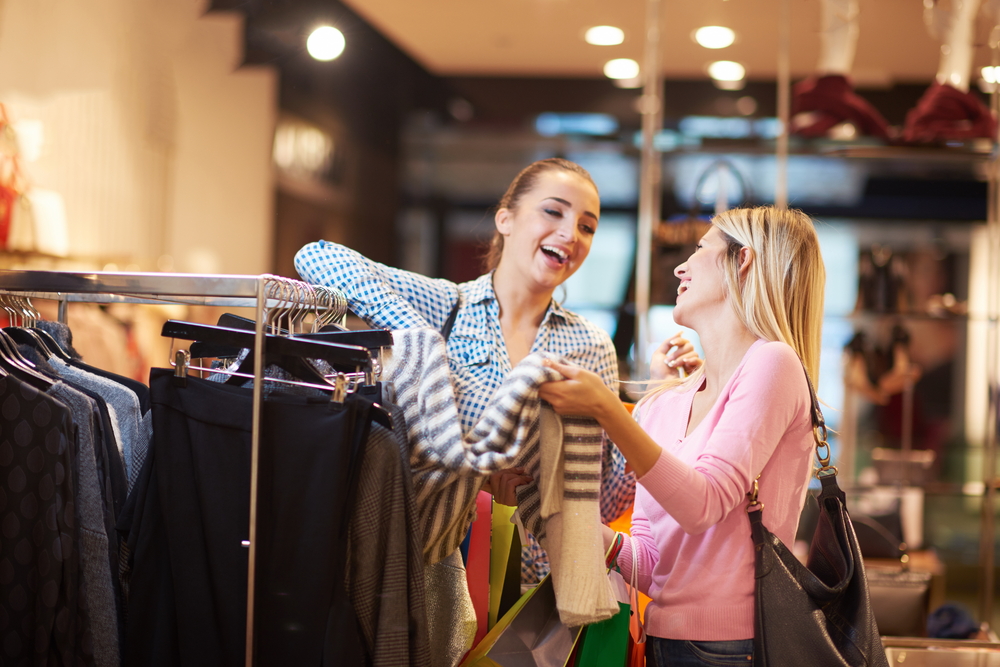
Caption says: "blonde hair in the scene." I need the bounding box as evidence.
[640,206,825,403]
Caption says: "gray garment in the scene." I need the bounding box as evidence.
[347,403,430,667]
[34,319,83,360]
[48,383,121,667]
[424,551,477,667]
[48,356,143,488]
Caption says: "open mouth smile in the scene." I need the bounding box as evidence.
[541,245,569,265]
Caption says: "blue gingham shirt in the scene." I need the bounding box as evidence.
[295,240,636,581]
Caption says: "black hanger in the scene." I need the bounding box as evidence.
[222,349,332,388]
[218,312,393,349]
[4,326,56,358]
[162,320,372,369]
[189,313,392,359]
[162,320,392,429]
[0,330,55,390]
[30,326,74,361]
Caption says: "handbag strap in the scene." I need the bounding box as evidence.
[628,535,647,644]
[747,361,837,508]
[440,294,461,341]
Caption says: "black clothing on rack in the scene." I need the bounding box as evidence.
[123,370,379,667]
[0,374,95,667]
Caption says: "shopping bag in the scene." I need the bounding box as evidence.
[461,574,583,667]
[489,502,519,628]
[571,570,631,667]
[625,537,647,667]
[571,602,629,667]
[468,491,494,646]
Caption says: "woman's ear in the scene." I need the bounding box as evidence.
[739,246,754,275]
[495,207,513,236]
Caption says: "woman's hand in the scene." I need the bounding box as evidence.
[650,332,702,380]
[539,359,621,419]
[481,467,533,506]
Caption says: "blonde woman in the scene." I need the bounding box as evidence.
[539,206,825,667]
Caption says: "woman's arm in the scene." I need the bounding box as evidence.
[584,332,638,522]
[540,344,809,534]
[294,240,459,330]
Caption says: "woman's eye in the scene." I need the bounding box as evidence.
[544,208,562,217]
[580,224,596,235]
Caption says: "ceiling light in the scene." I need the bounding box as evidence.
[307,26,346,61]
[604,58,640,80]
[614,76,643,89]
[982,66,1000,83]
[585,26,625,46]
[708,60,745,82]
[694,26,736,49]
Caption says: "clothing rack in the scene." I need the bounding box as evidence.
[0,269,350,667]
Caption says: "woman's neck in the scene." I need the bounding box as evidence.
[491,265,553,326]
[491,265,554,366]
[695,313,759,394]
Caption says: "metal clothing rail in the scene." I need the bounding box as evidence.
[0,269,347,667]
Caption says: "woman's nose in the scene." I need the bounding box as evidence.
[558,218,577,240]
[674,262,688,279]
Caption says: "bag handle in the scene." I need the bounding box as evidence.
[747,362,835,508]
[628,535,646,645]
[802,365,836,478]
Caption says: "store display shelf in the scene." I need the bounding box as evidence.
[681,136,994,163]
[848,310,971,322]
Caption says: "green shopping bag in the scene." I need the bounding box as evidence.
[571,601,630,667]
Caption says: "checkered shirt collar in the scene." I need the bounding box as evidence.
[467,272,569,325]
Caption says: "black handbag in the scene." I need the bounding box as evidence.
[747,369,890,667]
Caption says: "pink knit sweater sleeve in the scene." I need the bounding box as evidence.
[637,341,810,535]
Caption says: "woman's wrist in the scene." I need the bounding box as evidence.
[605,531,626,570]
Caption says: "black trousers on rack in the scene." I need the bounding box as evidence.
[122,370,372,667]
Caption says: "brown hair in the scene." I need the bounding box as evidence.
[482,158,598,272]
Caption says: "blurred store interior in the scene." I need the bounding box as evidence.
[2,0,1000,638]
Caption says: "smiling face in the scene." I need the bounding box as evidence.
[673,225,732,330]
[493,168,600,293]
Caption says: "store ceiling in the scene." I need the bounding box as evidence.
[337,0,986,86]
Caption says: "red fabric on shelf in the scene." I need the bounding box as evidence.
[904,82,997,143]
[791,74,891,140]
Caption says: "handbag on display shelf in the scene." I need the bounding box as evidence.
[747,365,890,667]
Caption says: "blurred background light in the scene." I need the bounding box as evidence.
[604,58,640,80]
[585,26,625,46]
[694,26,735,49]
[307,26,346,61]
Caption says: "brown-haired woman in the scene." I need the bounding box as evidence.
[294,157,699,658]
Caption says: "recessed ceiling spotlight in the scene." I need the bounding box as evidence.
[307,26,346,61]
[613,76,643,89]
[708,60,745,82]
[586,26,625,46]
[694,26,736,49]
[604,58,640,80]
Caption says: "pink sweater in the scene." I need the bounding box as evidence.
[618,340,814,641]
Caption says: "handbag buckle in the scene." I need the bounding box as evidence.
[746,476,763,512]
[815,465,839,479]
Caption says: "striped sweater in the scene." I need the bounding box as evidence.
[382,328,618,625]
